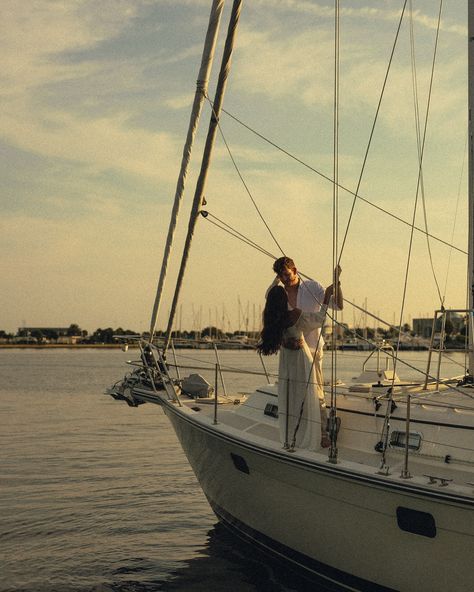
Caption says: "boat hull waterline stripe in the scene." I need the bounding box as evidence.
[209,498,396,592]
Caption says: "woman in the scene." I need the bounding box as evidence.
[257,281,337,450]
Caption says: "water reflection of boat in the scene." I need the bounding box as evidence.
[157,524,320,592]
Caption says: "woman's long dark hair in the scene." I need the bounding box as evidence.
[257,286,290,355]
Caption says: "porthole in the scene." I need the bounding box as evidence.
[230,453,250,474]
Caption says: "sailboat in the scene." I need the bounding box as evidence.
[107,2,474,590]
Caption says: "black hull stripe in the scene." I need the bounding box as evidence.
[209,498,396,592]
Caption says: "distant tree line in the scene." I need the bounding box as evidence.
[0,317,468,347]
[0,324,261,344]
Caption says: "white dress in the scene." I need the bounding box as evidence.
[278,306,328,451]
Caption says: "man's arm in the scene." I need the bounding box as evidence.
[329,265,344,310]
[325,282,343,310]
[334,282,343,309]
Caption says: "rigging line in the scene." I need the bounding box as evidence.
[417,438,474,453]
[288,286,474,399]
[202,208,439,342]
[338,0,408,263]
[437,349,472,371]
[380,182,435,461]
[409,394,474,410]
[330,0,340,423]
[148,0,225,340]
[465,282,470,374]
[166,310,470,397]
[379,1,444,463]
[202,209,471,371]
[171,358,279,379]
[292,317,326,447]
[202,214,276,259]
[218,106,467,255]
[211,196,462,373]
[162,0,243,355]
[144,344,474,400]
[443,132,468,302]
[203,94,286,256]
[410,0,444,305]
[204,211,276,258]
[321,306,474,400]
[380,211,421,461]
[209,203,406,345]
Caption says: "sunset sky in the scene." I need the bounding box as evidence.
[1,0,468,334]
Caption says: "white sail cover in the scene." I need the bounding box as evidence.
[149,0,225,338]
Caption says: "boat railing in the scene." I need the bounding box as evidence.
[362,340,395,373]
[423,308,472,390]
[400,394,412,479]
[112,340,474,476]
[124,339,183,407]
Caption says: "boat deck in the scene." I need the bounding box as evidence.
[173,390,474,499]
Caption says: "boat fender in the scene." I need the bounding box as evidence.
[373,398,382,412]
[444,454,451,464]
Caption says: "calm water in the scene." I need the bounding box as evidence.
[0,348,466,591]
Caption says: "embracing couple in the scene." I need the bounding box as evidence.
[257,257,343,451]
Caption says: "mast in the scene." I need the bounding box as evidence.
[163,0,243,353]
[469,1,474,376]
[148,0,226,340]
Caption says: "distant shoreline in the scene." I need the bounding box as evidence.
[0,344,132,349]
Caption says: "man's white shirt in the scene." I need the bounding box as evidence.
[296,279,326,351]
[266,277,338,351]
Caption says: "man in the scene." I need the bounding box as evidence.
[270,256,343,352]
[268,256,343,447]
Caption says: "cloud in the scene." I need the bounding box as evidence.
[233,28,334,106]
[1,1,140,93]
[2,106,181,184]
[248,0,465,37]
[165,93,194,110]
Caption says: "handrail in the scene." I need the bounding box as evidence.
[362,341,395,373]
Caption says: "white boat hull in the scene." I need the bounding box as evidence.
[163,401,474,592]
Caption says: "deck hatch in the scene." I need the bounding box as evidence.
[396,507,436,538]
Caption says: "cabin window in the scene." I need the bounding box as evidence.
[264,403,278,418]
[390,430,422,451]
[396,507,436,538]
